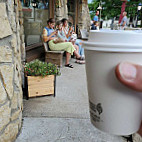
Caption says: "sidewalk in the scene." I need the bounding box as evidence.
[16,58,125,142]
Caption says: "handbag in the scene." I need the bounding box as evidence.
[53,38,65,44]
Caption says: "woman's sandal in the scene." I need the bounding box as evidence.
[65,64,74,68]
[75,60,85,64]
[76,56,85,61]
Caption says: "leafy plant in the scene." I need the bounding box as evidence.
[24,59,60,76]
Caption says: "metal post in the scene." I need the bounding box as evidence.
[34,7,35,21]
[100,1,102,20]
[100,9,101,20]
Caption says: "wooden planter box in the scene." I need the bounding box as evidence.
[27,75,56,98]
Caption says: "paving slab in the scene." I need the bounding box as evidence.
[16,118,125,142]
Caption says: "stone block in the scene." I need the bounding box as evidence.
[21,35,25,43]
[11,34,18,54]
[11,91,18,109]
[0,122,18,142]
[0,46,12,63]
[0,80,7,104]
[7,0,14,12]
[0,101,11,132]
[10,12,17,32]
[11,110,21,121]
[14,63,21,90]
[16,6,20,18]
[0,65,14,99]
[17,88,23,111]
[0,3,13,39]
[17,32,21,47]
[19,18,23,26]
[18,111,22,129]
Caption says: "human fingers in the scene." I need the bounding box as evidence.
[115,62,142,92]
[137,122,142,136]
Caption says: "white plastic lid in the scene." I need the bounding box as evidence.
[83,30,142,52]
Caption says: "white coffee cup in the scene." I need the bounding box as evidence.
[83,30,142,136]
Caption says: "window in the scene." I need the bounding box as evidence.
[21,0,49,9]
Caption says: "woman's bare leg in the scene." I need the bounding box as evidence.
[74,44,79,54]
[66,52,71,65]
[73,50,80,58]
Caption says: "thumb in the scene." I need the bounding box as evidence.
[115,62,142,92]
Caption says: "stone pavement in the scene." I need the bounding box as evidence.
[16,58,125,142]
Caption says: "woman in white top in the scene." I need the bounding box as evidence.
[61,18,85,59]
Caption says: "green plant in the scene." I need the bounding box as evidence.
[24,59,61,76]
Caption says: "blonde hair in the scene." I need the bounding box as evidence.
[123,12,127,16]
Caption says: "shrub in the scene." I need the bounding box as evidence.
[24,59,60,76]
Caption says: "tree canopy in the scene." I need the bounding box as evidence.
[88,0,141,20]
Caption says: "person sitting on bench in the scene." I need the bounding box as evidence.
[42,18,84,68]
[61,18,85,59]
[56,20,79,54]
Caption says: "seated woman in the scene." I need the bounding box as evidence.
[42,18,83,68]
[56,20,79,55]
[91,21,99,30]
[61,18,85,59]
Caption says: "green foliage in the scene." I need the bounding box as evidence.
[88,0,100,19]
[24,59,61,76]
[88,0,141,20]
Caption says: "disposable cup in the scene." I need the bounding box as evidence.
[83,30,142,135]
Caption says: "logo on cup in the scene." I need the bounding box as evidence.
[89,101,103,122]
[96,103,103,115]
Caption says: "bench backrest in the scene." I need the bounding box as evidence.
[41,34,50,52]
[43,42,49,52]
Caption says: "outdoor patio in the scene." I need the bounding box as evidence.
[16,57,125,142]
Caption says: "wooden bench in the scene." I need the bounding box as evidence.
[43,42,64,67]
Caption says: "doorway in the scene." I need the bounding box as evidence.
[67,0,79,33]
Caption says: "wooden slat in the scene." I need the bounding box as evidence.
[27,75,55,97]
[26,42,43,51]
[46,51,64,54]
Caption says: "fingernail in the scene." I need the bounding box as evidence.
[119,62,137,81]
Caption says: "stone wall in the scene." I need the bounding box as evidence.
[0,0,24,141]
[55,0,68,21]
